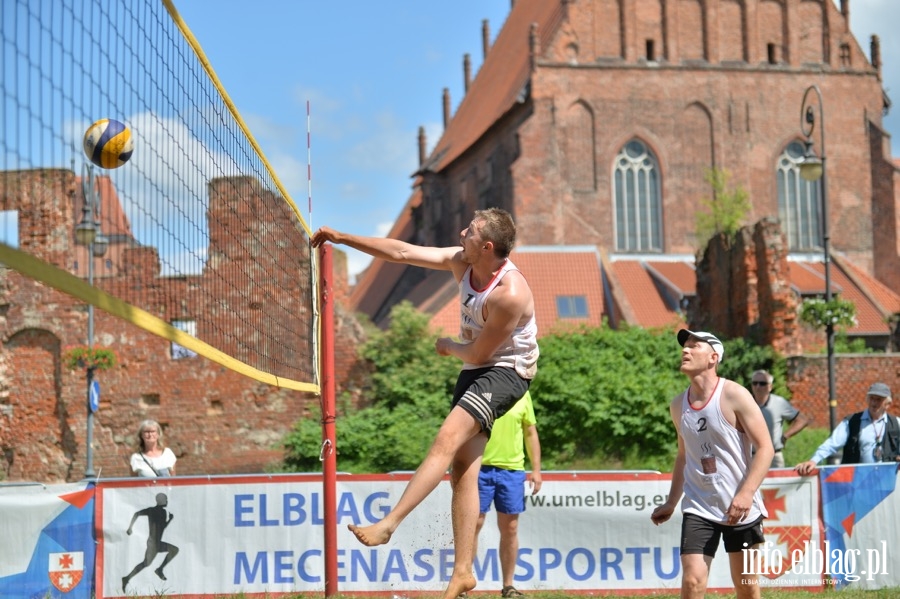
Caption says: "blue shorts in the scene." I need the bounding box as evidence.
[478,466,527,515]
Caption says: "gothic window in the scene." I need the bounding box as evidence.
[776,141,821,250]
[613,140,662,252]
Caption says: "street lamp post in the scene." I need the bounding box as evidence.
[75,164,109,478]
[798,84,837,435]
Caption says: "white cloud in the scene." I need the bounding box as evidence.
[422,121,445,157]
[345,111,419,177]
[242,113,298,149]
[375,221,393,237]
[345,248,373,283]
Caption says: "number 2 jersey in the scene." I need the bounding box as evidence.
[680,378,767,524]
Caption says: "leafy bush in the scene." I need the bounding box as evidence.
[283,308,791,474]
[799,297,857,330]
[526,327,786,470]
[529,324,684,467]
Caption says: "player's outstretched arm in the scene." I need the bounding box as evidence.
[311,226,460,271]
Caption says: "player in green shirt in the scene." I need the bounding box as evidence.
[474,391,542,597]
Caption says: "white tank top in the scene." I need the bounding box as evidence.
[458,260,539,379]
[680,378,767,523]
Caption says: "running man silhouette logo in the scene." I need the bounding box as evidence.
[122,492,180,592]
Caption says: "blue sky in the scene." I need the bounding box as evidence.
[172,0,512,278]
[172,0,899,280]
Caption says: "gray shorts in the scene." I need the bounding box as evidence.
[452,366,530,435]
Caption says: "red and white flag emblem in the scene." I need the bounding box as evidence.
[48,552,84,592]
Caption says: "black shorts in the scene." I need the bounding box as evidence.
[680,512,765,556]
[452,366,530,435]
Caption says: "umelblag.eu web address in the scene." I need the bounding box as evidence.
[528,490,667,511]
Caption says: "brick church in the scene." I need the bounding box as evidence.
[348,0,900,418]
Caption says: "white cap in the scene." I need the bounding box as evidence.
[677,329,725,363]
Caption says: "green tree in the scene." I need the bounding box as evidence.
[531,328,786,470]
[283,308,788,474]
[696,168,751,244]
[529,325,683,468]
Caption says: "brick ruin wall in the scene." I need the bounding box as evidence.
[693,218,900,426]
[0,169,365,482]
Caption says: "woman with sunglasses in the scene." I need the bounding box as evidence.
[130,419,177,477]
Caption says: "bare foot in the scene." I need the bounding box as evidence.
[348,522,393,546]
[441,572,476,599]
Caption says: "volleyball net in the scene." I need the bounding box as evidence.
[0,0,319,392]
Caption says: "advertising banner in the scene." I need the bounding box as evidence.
[817,463,900,589]
[97,470,821,597]
[0,482,96,599]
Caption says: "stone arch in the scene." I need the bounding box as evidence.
[562,100,596,192]
[719,0,747,62]
[759,0,786,64]
[796,0,826,65]
[678,0,706,61]
[669,102,715,250]
[4,329,73,481]
[635,0,665,60]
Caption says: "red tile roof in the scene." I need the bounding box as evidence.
[355,247,897,344]
[789,257,900,335]
[429,283,460,336]
[610,260,683,329]
[646,261,696,296]
[510,248,605,333]
[425,1,564,172]
[787,260,842,295]
[72,174,135,279]
[74,174,133,238]
[835,255,900,315]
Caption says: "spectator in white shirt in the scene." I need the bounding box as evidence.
[796,382,899,474]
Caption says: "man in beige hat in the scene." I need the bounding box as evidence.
[796,382,899,475]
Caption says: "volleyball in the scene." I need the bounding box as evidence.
[83,118,134,169]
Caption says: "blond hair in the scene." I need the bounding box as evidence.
[473,208,516,258]
[136,419,166,452]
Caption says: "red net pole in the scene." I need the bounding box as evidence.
[318,244,338,596]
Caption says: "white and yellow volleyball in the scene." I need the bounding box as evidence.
[83,118,134,169]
